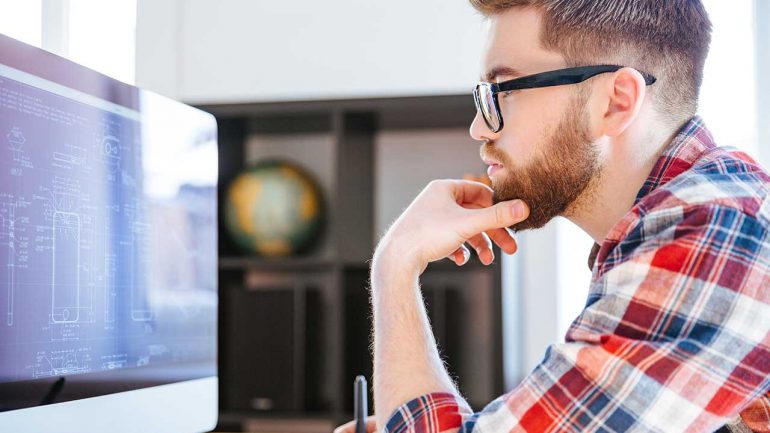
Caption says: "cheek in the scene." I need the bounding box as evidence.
[497,88,574,160]
[502,86,572,125]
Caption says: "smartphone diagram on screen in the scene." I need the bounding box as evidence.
[51,211,81,323]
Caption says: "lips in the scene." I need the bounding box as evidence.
[481,156,501,167]
[487,163,503,177]
[481,156,504,177]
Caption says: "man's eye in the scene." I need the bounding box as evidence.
[499,90,515,98]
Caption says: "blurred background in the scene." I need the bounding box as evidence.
[1,1,766,431]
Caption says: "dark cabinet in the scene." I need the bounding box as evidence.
[202,94,504,430]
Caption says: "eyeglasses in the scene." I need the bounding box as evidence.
[473,65,657,133]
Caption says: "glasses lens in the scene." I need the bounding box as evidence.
[476,84,500,132]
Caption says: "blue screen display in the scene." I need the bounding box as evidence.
[0,38,217,406]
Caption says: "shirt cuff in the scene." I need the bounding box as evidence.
[384,392,473,433]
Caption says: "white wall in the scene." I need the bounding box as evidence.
[699,0,758,159]
[374,128,487,238]
[756,0,770,167]
[135,0,486,103]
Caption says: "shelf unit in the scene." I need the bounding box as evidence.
[199,94,506,430]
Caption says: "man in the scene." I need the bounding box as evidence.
[336,1,770,432]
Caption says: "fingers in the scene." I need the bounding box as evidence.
[467,232,494,265]
[333,419,353,433]
[464,199,529,237]
[486,227,518,255]
[448,244,470,265]
[450,179,494,208]
[465,229,517,264]
[334,417,377,433]
[447,181,527,253]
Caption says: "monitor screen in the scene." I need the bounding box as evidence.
[0,32,218,417]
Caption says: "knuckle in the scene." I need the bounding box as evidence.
[427,179,444,188]
[457,225,475,241]
[429,178,454,190]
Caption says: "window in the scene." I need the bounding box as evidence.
[0,0,42,47]
[699,0,758,157]
[0,0,136,84]
[67,0,137,84]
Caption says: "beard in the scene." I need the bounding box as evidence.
[483,93,603,232]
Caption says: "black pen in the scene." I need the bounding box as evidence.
[354,375,368,433]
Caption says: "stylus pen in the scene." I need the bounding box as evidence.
[354,375,368,433]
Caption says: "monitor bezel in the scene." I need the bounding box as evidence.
[0,31,219,432]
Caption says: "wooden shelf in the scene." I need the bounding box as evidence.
[218,256,336,272]
[207,93,504,425]
[217,411,338,433]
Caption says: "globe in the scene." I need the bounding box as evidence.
[224,160,325,257]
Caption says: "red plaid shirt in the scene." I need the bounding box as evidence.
[384,117,770,433]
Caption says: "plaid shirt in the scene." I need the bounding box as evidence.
[384,117,770,433]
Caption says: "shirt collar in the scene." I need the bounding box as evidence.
[587,116,716,270]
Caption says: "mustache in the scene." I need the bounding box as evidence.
[479,141,509,165]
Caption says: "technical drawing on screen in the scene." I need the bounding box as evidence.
[0,37,218,411]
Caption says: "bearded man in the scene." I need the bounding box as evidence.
[337,1,770,432]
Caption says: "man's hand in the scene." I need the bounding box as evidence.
[333,416,377,433]
[370,179,529,431]
[375,179,529,275]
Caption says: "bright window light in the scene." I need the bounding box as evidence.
[557,219,594,338]
[67,0,137,84]
[699,0,757,157]
[0,0,42,47]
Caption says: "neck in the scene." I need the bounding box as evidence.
[565,120,680,245]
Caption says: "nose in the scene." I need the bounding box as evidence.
[469,111,499,142]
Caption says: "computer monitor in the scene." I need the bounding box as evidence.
[0,33,218,432]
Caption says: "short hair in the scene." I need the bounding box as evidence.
[469,0,712,125]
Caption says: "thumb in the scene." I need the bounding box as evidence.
[467,199,529,234]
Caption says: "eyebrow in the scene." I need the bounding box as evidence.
[482,65,525,82]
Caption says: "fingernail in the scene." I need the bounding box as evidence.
[462,248,470,263]
[511,200,525,218]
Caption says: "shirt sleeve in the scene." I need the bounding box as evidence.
[383,204,770,433]
[383,392,473,433]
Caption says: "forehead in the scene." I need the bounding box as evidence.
[481,7,565,79]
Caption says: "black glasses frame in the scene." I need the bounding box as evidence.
[473,64,657,133]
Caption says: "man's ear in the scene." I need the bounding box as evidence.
[597,67,647,137]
